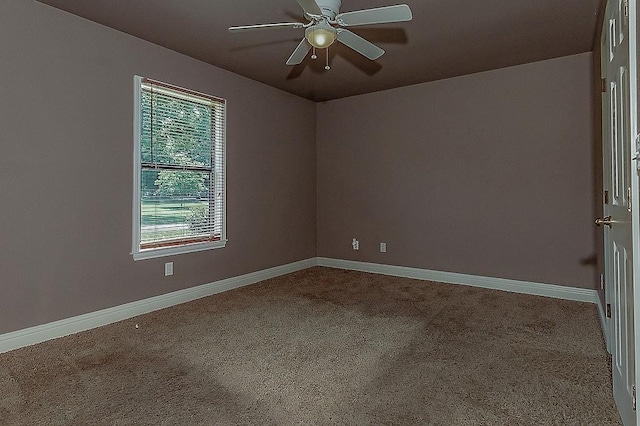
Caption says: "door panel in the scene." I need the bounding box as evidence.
[602,0,636,424]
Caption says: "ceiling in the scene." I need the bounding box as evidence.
[37,0,604,102]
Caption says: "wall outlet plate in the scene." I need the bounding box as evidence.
[164,262,174,276]
[380,242,387,253]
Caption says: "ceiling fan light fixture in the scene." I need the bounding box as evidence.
[230,1,413,66]
[305,23,336,48]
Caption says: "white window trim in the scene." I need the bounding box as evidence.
[131,75,227,261]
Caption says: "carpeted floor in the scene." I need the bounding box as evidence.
[0,267,622,425]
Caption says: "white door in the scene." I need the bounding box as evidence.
[601,0,636,424]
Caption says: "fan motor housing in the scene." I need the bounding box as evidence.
[316,0,342,19]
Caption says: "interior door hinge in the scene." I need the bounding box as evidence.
[628,187,632,212]
[607,303,612,318]
[633,384,636,411]
[635,134,640,173]
[602,78,607,93]
[625,0,630,18]
[605,190,610,205]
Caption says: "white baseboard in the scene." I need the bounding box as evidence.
[317,257,599,304]
[0,258,316,355]
[0,256,600,355]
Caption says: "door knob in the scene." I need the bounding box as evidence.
[595,216,613,227]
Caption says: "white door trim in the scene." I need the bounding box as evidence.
[629,1,640,425]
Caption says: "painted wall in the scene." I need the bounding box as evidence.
[0,1,317,334]
[317,53,596,289]
[0,1,599,336]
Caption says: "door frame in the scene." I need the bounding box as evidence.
[631,1,640,426]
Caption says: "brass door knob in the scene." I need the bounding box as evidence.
[595,216,613,227]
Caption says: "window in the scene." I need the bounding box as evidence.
[132,76,226,260]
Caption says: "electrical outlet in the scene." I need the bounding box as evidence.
[352,238,359,250]
[600,273,604,290]
[164,262,174,276]
[380,242,387,253]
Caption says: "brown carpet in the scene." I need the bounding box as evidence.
[0,267,621,425]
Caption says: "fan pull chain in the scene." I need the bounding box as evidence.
[311,47,317,60]
[325,48,330,70]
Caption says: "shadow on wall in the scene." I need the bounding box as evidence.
[580,254,598,266]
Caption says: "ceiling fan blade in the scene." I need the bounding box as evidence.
[286,38,312,65]
[336,4,412,27]
[336,29,384,60]
[229,22,304,32]
[296,0,322,17]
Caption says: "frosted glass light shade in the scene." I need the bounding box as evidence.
[305,24,337,48]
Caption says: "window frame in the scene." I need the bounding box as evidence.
[132,76,227,261]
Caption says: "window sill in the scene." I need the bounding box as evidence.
[132,239,226,261]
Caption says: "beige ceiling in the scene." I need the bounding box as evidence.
[37,0,604,102]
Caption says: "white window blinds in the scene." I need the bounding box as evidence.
[133,77,226,258]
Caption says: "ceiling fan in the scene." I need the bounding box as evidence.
[229,0,412,70]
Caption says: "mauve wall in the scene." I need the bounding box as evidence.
[0,1,317,334]
[317,53,596,289]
